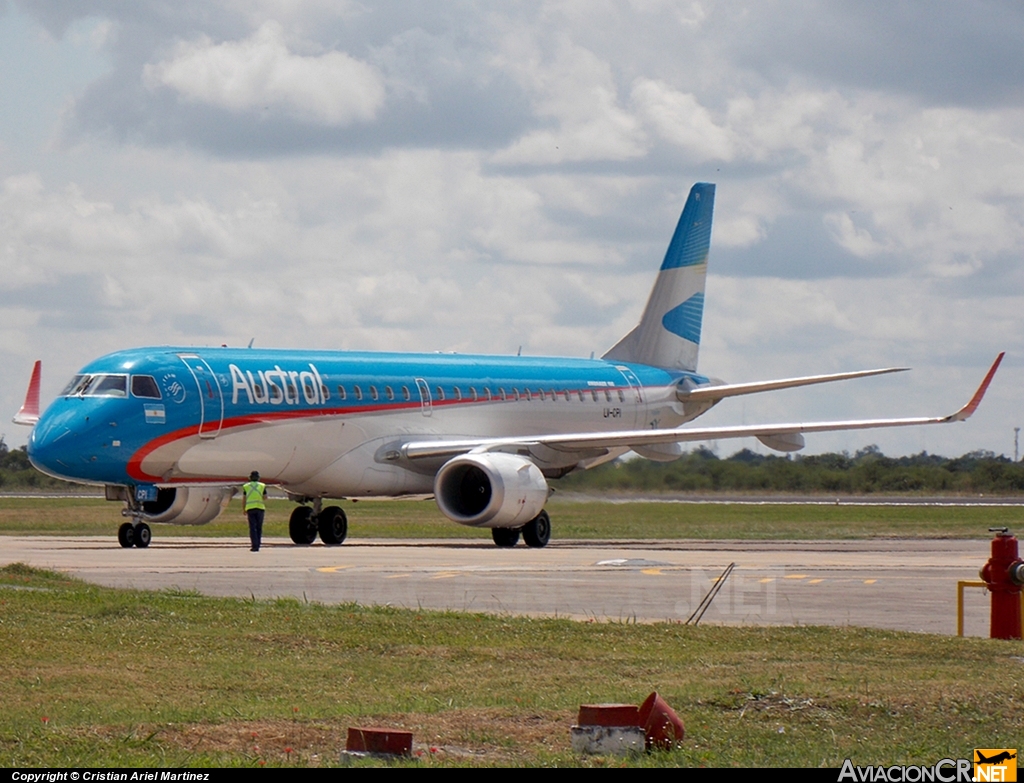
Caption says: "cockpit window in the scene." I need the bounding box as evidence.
[61,375,88,396]
[131,375,161,399]
[82,374,128,397]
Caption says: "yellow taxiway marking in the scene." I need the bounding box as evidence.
[808,579,824,584]
[385,574,411,579]
[641,568,662,576]
[432,572,459,579]
[759,578,774,584]
[864,579,877,584]
[316,566,352,574]
[784,574,808,580]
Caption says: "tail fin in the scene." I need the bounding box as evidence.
[603,182,714,371]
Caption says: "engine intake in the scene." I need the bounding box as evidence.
[137,487,234,525]
[434,453,548,528]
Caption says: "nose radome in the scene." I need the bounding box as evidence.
[27,406,78,478]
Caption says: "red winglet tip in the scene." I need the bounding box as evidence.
[954,352,1004,421]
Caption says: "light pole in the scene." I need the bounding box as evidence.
[1015,427,1020,462]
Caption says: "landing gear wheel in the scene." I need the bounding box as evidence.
[522,510,551,548]
[289,506,318,545]
[118,522,135,548]
[491,527,520,548]
[134,523,151,548]
[318,506,348,545]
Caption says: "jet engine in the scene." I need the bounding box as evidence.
[137,486,234,525]
[434,453,548,528]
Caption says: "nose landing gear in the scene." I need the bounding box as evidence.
[117,521,151,548]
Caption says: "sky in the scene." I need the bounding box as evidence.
[1,0,1022,458]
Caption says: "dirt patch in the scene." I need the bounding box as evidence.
[114,709,572,765]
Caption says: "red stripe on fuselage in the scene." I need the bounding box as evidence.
[125,390,630,483]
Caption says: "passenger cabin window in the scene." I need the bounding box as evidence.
[354,385,363,401]
[402,386,411,401]
[591,390,599,402]
[435,386,445,401]
[370,385,379,401]
[454,387,462,401]
[499,388,507,400]
[470,387,478,401]
[578,390,585,402]
[320,384,330,401]
[605,389,613,402]
[131,375,161,399]
[337,385,347,400]
[385,386,394,401]
[523,388,531,401]
[618,389,626,402]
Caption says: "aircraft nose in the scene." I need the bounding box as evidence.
[28,404,80,478]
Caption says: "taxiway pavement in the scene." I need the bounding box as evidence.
[0,536,1000,636]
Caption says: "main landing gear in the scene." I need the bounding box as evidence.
[289,501,348,546]
[490,510,551,549]
[117,521,151,549]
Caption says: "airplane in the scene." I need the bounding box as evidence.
[975,751,1016,765]
[13,183,1004,549]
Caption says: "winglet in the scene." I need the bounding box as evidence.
[13,360,41,426]
[948,352,1004,422]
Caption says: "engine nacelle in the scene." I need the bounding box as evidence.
[434,453,548,528]
[138,487,234,525]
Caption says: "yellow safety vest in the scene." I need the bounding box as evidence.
[242,481,266,511]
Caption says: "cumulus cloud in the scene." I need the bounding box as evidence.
[631,78,734,162]
[2,1,1023,456]
[491,36,647,164]
[142,21,385,126]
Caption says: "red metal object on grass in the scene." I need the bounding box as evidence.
[577,704,641,727]
[979,529,1024,640]
[638,692,685,750]
[346,727,413,755]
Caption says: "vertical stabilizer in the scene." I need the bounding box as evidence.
[603,182,714,371]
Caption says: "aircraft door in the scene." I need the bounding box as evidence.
[615,365,645,428]
[415,378,432,416]
[178,354,224,438]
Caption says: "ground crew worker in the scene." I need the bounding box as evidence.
[241,471,267,551]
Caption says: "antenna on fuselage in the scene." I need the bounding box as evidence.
[247,338,255,348]
[517,345,522,356]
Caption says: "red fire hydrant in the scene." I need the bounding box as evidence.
[979,528,1024,640]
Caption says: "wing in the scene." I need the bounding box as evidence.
[401,353,1004,463]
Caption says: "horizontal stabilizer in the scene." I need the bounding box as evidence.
[13,360,41,426]
[678,366,909,403]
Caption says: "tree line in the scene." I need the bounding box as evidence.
[557,445,1024,495]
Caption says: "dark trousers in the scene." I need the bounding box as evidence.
[247,508,265,550]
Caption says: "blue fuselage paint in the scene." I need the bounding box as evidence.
[29,346,708,497]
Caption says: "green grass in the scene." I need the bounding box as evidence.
[0,564,1020,767]
[1,495,1023,540]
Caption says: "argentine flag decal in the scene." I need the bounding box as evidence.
[144,404,166,424]
[661,292,704,344]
